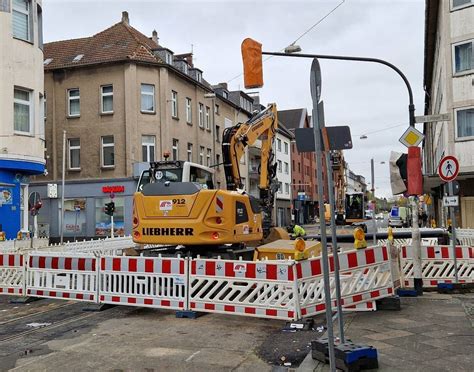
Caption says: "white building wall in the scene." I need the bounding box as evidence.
[0,0,45,166]
[275,133,291,201]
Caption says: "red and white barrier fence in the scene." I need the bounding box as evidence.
[295,245,394,318]
[99,255,187,310]
[0,253,25,296]
[26,252,98,302]
[401,245,474,288]
[10,243,469,320]
[189,258,297,320]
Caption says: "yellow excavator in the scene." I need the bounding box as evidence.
[132,103,321,259]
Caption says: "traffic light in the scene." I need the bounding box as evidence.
[389,151,408,195]
[407,146,423,196]
[105,201,115,216]
[241,38,263,89]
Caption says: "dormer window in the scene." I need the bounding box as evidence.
[195,71,202,82]
[73,54,84,62]
[182,63,188,74]
[165,52,173,64]
[43,58,53,66]
[223,91,228,99]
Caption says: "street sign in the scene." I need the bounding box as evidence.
[399,126,424,147]
[47,183,58,198]
[443,196,459,207]
[414,113,451,123]
[438,155,459,182]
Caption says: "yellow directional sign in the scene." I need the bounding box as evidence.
[399,126,424,148]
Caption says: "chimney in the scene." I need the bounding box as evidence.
[152,30,158,44]
[122,11,129,25]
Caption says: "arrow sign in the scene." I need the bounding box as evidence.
[438,155,459,182]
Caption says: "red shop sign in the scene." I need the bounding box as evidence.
[102,185,125,193]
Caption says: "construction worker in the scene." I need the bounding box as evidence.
[292,224,306,237]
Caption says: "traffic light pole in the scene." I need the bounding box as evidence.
[262,50,422,294]
[261,51,416,128]
[111,215,114,238]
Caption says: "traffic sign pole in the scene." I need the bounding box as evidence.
[448,181,459,283]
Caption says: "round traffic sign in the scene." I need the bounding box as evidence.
[438,155,459,182]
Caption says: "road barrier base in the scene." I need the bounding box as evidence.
[396,288,419,297]
[176,310,203,319]
[282,318,314,332]
[82,303,115,312]
[437,282,474,294]
[375,296,401,311]
[8,296,41,304]
[312,338,379,372]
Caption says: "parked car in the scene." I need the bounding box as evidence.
[376,213,385,220]
[388,216,403,228]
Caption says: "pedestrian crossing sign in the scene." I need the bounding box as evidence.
[399,126,424,147]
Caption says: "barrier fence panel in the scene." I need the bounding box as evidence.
[0,253,25,296]
[401,245,474,288]
[189,258,298,320]
[26,252,98,302]
[296,245,394,318]
[99,255,187,310]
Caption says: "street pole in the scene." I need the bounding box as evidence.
[448,182,459,283]
[411,197,422,295]
[324,151,345,343]
[311,58,336,372]
[371,158,376,245]
[111,215,114,238]
[60,130,66,245]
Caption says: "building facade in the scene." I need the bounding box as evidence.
[278,109,319,224]
[422,0,474,227]
[0,0,45,239]
[274,125,293,227]
[30,12,252,239]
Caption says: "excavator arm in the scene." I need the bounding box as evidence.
[222,103,279,236]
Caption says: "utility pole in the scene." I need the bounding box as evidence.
[371,158,376,245]
[60,130,66,245]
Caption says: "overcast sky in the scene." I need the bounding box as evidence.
[43,0,425,198]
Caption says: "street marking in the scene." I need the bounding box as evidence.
[185,350,201,362]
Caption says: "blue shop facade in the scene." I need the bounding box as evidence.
[0,159,45,239]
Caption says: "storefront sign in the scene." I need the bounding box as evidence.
[102,185,125,193]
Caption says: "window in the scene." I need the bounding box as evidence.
[215,104,220,115]
[222,91,229,99]
[206,148,211,166]
[278,182,282,192]
[39,93,45,139]
[101,136,114,167]
[12,0,31,41]
[72,54,84,62]
[68,138,80,169]
[171,90,178,118]
[452,0,473,10]
[285,183,290,194]
[298,162,301,172]
[198,103,204,127]
[68,88,80,117]
[101,85,113,114]
[14,88,31,133]
[205,106,211,130]
[216,125,221,142]
[165,52,173,65]
[199,146,204,165]
[141,84,155,113]
[216,154,220,169]
[187,143,193,161]
[277,138,282,151]
[453,40,473,74]
[172,138,179,160]
[142,135,155,162]
[186,97,192,123]
[456,107,474,139]
[278,160,282,173]
[284,162,289,174]
[284,142,289,154]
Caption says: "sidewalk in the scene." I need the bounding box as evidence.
[298,292,474,371]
